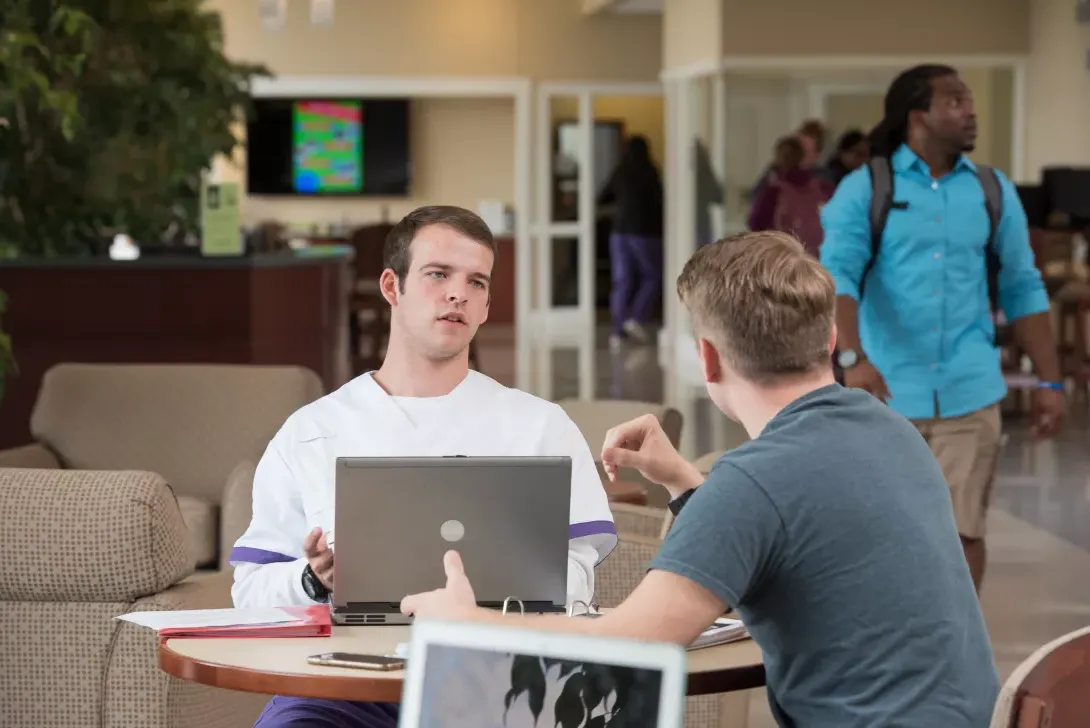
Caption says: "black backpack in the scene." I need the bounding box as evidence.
[858,156,1005,344]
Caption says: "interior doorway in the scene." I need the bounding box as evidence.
[530,83,663,399]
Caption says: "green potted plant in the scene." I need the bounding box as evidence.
[0,0,270,256]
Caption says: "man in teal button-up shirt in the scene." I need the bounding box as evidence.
[821,65,1064,592]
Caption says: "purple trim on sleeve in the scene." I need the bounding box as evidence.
[569,520,617,540]
[229,546,297,565]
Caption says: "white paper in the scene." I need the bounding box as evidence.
[689,617,748,650]
[117,607,297,631]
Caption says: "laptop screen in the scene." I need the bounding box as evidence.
[414,642,666,728]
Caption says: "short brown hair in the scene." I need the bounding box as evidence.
[383,205,497,291]
[676,231,835,384]
[798,119,827,150]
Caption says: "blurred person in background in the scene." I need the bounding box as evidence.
[820,64,1064,592]
[751,119,827,199]
[748,136,834,257]
[598,135,664,350]
[820,129,869,187]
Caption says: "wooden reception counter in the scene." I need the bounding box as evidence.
[0,248,352,449]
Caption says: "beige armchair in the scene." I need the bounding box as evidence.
[0,468,267,728]
[594,530,750,727]
[609,502,672,540]
[556,398,684,451]
[557,399,683,506]
[0,363,323,570]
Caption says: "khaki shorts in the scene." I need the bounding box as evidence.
[912,404,1003,540]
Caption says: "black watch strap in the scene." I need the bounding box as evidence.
[301,563,330,602]
[668,489,696,517]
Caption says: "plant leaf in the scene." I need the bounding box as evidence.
[505,656,546,724]
[554,673,586,728]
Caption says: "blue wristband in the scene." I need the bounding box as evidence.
[1037,380,1064,391]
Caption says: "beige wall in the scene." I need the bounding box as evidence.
[721,74,793,220]
[958,67,1014,174]
[211,0,661,81]
[720,0,1029,56]
[549,96,666,167]
[209,0,663,226]
[1024,0,1090,181]
[663,0,723,71]
[960,68,995,169]
[823,93,883,150]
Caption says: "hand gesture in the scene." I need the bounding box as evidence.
[400,551,477,620]
[842,360,891,401]
[303,527,334,590]
[1031,387,1064,439]
[601,414,703,499]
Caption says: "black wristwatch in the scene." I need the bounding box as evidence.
[301,563,331,602]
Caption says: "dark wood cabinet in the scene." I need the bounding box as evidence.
[0,251,352,449]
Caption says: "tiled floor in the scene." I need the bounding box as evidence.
[478,323,1090,726]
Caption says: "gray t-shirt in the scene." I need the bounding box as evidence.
[651,384,998,728]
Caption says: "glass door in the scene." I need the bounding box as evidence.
[530,83,663,401]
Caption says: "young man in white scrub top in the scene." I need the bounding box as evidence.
[230,205,617,728]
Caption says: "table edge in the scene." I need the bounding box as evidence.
[158,637,765,700]
[687,662,767,695]
[158,638,404,703]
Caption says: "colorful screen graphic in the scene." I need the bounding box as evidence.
[292,101,363,193]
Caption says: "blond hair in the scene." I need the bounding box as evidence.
[677,231,835,384]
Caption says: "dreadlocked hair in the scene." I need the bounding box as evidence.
[868,64,957,159]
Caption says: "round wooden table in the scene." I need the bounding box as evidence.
[603,479,649,506]
[160,625,764,702]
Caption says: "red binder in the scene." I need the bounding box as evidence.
[157,605,332,638]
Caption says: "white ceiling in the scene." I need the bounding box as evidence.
[611,0,663,13]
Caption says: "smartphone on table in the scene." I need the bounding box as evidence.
[306,652,405,671]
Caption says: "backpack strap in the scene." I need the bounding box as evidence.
[859,156,894,298]
[976,164,1004,344]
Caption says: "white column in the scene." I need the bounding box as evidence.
[514,80,533,392]
[1010,62,1027,183]
[577,91,596,400]
[710,72,728,240]
[659,77,701,378]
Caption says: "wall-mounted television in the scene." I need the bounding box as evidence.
[246,97,411,196]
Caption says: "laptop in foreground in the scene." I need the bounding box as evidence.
[398,619,687,728]
[332,456,572,626]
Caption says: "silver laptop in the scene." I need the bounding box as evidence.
[332,456,572,626]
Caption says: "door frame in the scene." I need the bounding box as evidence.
[530,81,663,399]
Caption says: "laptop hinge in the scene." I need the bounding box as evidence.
[477,601,565,614]
[342,602,402,612]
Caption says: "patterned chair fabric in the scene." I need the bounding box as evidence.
[609,502,672,540]
[8,363,323,569]
[594,530,751,727]
[556,399,684,453]
[694,450,725,475]
[0,468,267,728]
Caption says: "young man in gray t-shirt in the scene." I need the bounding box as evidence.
[402,230,999,728]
